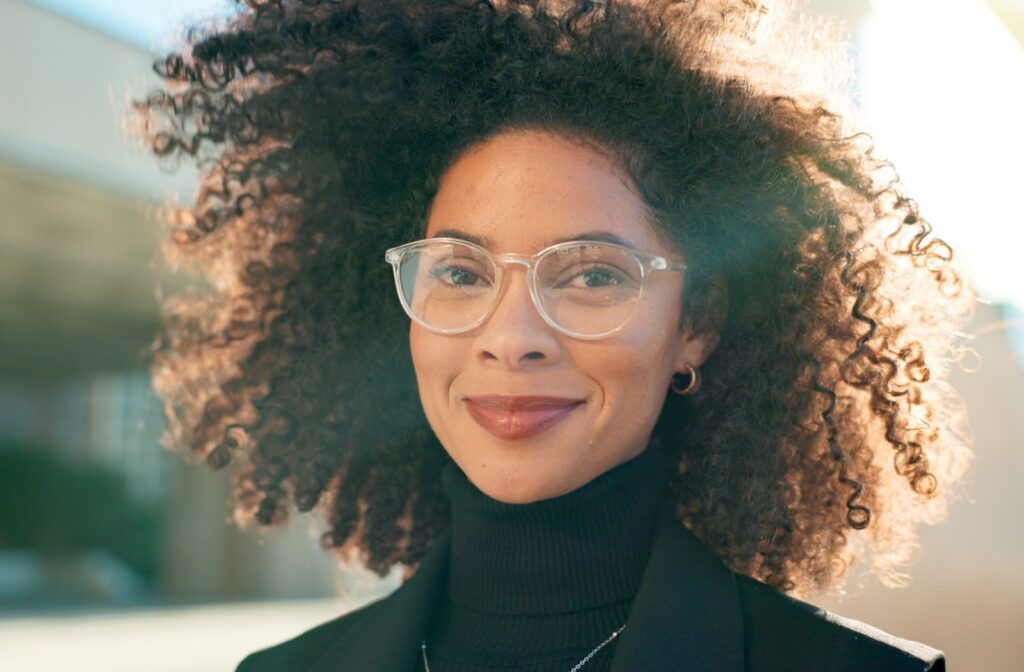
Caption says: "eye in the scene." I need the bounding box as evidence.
[557,265,628,289]
[428,263,490,287]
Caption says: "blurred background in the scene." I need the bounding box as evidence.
[0,0,1021,670]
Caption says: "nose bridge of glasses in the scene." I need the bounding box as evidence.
[492,252,533,269]
[489,253,534,294]
[483,252,547,325]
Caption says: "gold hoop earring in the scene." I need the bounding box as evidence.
[671,364,701,395]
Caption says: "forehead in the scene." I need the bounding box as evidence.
[424,130,666,253]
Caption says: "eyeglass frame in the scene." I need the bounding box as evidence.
[384,236,688,340]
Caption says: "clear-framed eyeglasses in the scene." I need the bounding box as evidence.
[383,236,687,340]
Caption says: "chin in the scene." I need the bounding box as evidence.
[445,423,597,502]
[489,484,563,505]
[482,466,587,504]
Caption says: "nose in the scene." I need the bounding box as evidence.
[474,263,562,369]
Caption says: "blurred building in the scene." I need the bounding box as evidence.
[0,0,355,608]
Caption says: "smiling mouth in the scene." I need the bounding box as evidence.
[463,395,585,440]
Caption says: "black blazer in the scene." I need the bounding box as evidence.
[236,503,945,671]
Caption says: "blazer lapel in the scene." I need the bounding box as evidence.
[609,502,746,671]
[309,500,745,672]
[308,525,452,672]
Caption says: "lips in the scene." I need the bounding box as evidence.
[464,395,585,441]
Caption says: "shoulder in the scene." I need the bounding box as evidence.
[233,597,384,672]
[734,574,946,671]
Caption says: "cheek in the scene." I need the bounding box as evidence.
[590,316,677,415]
[409,326,460,410]
[410,327,439,404]
[603,351,668,412]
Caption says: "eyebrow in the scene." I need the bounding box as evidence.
[429,227,638,250]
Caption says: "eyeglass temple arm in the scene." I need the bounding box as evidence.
[649,255,687,273]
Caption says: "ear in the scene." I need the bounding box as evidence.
[671,274,728,372]
[672,328,716,373]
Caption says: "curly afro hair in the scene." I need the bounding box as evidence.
[132,0,975,595]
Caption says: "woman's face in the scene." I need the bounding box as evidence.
[411,129,708,504]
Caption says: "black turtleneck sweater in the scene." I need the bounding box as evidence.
[420,445,669,672]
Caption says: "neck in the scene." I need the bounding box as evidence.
[440,445,669,615]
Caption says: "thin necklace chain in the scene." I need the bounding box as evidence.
[420,622,627,672]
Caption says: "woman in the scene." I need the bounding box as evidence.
[134,0,974,669]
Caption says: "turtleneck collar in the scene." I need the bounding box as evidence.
[439,444,669,616]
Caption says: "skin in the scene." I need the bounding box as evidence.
[410,129,715,504]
